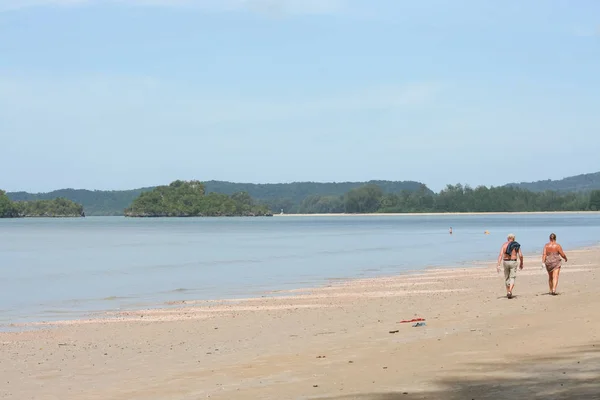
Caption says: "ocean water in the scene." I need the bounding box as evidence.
[1,214,599,325]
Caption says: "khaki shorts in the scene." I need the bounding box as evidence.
[503,260,518,287]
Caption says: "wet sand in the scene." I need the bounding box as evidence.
[2,247,600,399]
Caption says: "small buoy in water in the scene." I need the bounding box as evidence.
[484,230,490,235]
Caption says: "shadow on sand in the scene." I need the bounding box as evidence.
[314,343,600,400]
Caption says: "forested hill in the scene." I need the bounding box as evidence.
[7,180,427,216]
[507,172,600,192]
[202,180,428,212]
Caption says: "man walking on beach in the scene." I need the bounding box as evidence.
[497,233,523,299]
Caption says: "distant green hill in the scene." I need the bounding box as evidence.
[7,188,153,216]
[7,180,427,216]
[202,180,429,213]
[507,172,600,192]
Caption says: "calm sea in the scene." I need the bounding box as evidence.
[1,214,599,325]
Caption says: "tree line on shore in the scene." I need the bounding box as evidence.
[0,190,84,218]
[6,180,425,216]
[8,172,600,216]
[296,184,600,214]
[4,182,600,218]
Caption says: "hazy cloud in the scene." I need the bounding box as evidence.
[0,0,347,15]
[573,25,600,37]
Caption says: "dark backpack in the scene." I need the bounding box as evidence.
[506,241,520,255]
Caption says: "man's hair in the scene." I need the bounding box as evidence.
[507,233,516,240]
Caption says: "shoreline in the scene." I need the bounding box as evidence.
[275,211,600,217]
[0,258,523,330]
[2,246,599,399]
[5,211,600,331]
[6,242,598,331]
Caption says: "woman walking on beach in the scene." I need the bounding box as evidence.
[542,233,568,296]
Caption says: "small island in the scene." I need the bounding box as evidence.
[1,190,85,218]
[124,180,273,217]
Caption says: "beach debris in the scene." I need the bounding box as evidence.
[315,331,336,336]
[399,318,425,323]
[389,330,399,334]
[348,361,354,364]
[313,385,319,388]
[316,355,326,359]
[412,322,426,327]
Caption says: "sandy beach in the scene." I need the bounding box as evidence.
[2,247,600,399]
[274,211,600,217]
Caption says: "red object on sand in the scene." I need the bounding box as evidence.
[399,318,425,323]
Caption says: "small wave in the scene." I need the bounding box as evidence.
[143,259,262,271]
[41,309,77,314]
[158,288,198,295]
[103,296,131,301]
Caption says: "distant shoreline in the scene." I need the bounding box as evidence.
[274,211,600,217]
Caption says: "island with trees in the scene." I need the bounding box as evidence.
[7,187,152,216]
[124,180,273,217]
[0,190,85,218]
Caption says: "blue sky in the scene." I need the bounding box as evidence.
[1,0,599,192]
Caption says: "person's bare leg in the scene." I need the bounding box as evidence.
[552,268,561,294]
[548,271,553,294]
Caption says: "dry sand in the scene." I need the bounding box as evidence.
[2,247,600,399]
[274,211,600,217]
